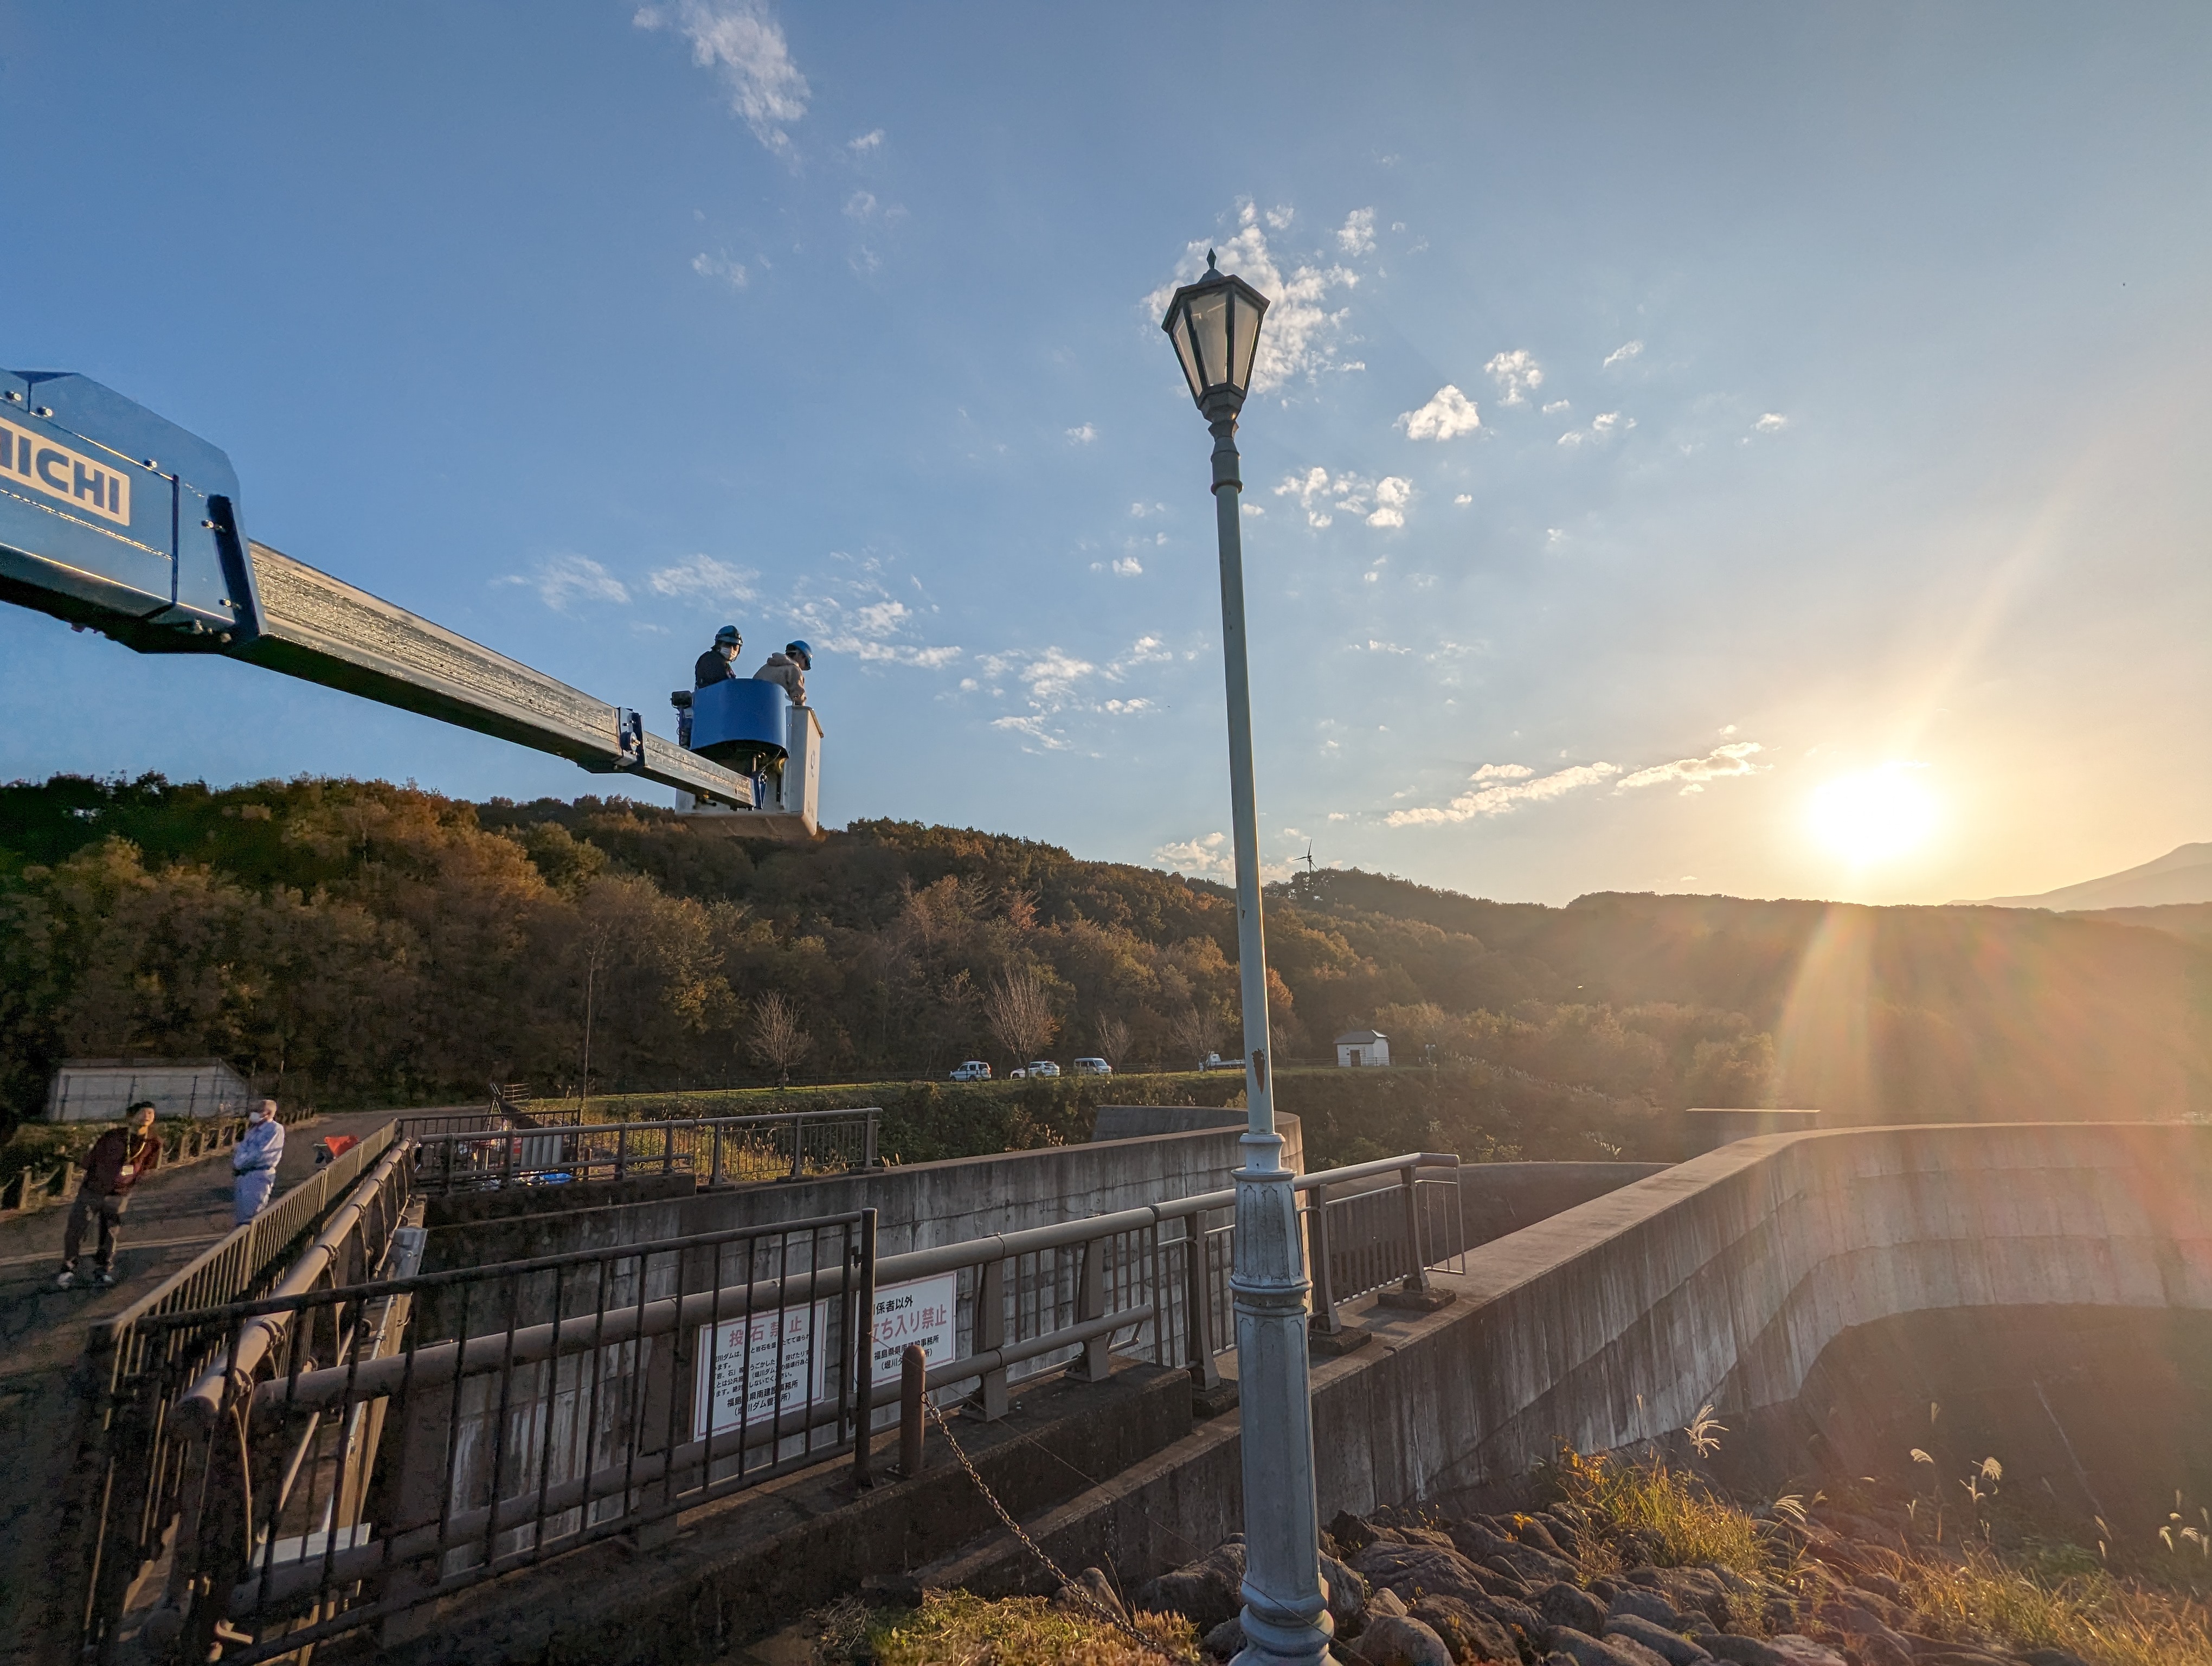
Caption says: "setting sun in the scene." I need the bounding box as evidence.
[1808,765,1938,864]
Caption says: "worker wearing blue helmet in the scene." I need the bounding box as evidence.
[754,639,812,706]
[695,624,743,689]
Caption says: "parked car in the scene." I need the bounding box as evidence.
[949,1060,992,1082]
[1007,1067,1026,1080]
[1025,1060,1060,1078]
[1071,1057,1112,1076]
[1201,1052,1239,1072]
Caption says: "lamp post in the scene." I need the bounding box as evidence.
[1162,253,1335,1666]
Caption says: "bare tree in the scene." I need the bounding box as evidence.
[746,991,813,1088]
[1094,1011,1132,1070]
[983,966,1059,1065]
[1169,1001,1223,1068]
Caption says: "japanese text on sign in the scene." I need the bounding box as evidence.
[692,1306,817,1441]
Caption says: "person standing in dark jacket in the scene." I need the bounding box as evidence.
[56,1102,161,1288]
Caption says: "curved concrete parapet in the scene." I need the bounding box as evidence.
[962,1123,2212,1588]
[1384,1122,2212,1496]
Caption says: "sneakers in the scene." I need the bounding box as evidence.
[54,1267,74,1289]
[94,1268,117,1287]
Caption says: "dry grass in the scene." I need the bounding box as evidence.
[1902,1545,2212,1666]
[1548,1446,1776,1578]
[867,1590,1200,1666]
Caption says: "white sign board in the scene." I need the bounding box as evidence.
[692,1306,819,1441]
[853,1271,959,1389]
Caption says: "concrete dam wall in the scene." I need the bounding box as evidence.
[980,1121,2212,1587]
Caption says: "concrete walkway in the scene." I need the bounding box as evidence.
[0,1108,399,1664]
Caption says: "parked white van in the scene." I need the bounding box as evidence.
[949,1060,992,1082]
[1071,1058,1113,1076]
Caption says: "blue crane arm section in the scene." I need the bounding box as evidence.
[0,369,771,817]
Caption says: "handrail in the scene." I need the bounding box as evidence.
[173,1138,416,1425]
[406,1106,882,1146]
[218,1151,1459,1419]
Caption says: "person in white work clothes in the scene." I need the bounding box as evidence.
[232,1100,286,1225]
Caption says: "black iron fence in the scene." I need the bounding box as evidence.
[133,1210,876,1664]
[407,1107,882,1195]
[63,1122,408,1663]
[93,1148,1459,1659]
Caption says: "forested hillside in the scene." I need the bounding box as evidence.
[2,773,2206,1130]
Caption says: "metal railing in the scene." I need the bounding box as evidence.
[64,1121,408,1662]
[407,1108,882,1196]
[868,1152,1463,1418]
[145,1209,876,1664]
[112,1149,1458,1658]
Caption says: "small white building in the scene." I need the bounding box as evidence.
[1334,1029,1391,1068]
[46,1058,254,1124]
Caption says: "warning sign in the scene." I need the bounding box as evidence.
[851,1271,959,1389]
[692,1306,819,1441]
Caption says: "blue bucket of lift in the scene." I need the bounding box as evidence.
[689,678,788,769]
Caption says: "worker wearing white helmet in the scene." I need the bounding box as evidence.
[754,640,812,707]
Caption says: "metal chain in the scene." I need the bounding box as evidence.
[923,1399,1180,1661]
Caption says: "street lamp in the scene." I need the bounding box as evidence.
[1162,254,1335,1666]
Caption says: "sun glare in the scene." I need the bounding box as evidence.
[1808,765,1937,864]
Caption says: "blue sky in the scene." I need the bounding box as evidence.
[2,3,2206,906]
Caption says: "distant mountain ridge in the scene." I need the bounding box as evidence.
[1965,843,2212,911]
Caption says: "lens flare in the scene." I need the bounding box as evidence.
[1808,765,1937,863]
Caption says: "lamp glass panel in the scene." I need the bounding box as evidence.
[1185,289,1229,390]
[1169,312,1205,402]
[1228,290,1265,392]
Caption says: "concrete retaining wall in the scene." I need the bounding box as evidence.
[425,1117,1303,1270]
[962,1122,2212,1589]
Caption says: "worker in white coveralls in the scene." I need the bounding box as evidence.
[753,639,812,706]
[232,1100,286,1225]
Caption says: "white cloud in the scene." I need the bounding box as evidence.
[1108,635,1173,675]
[844,190,877,220]
[837,640,962,668]
[691,252,748,289]
[1111,556,1143,577]
[1614,740,1768,796]
[1484,349,1544,406]
[634,0,809,157]
[1242,503,1264,516]
[1066,424,1097,444]
[1275,466,1409,530]
[1397,385,1481,441]
[1367,476,1412,528]
[1454,494,1472,506]
[847,128,883,152]
[1103,697,1150,715]
[1753,412,1789,433]
[1592,412,1622,435]
[647,553,760,605]
[1129,501,1167,518]
[1153,831,1233,880]
[1603,340,1644,369]
[1557,431,1585,448]
[1335,207,1376,255]
[1387,761,1619,826]
[500,555,631,613]
[1147,202,1362,393]
[1546,528,1566,547]
[1541,400,1571,416]
[993,713,1070,750]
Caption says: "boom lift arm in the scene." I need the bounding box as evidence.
[0,370,816,836]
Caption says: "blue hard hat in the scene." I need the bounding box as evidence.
[715,625,742,645]
[786,639,813,662]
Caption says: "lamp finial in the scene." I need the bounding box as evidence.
[1206,248,1218,272]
